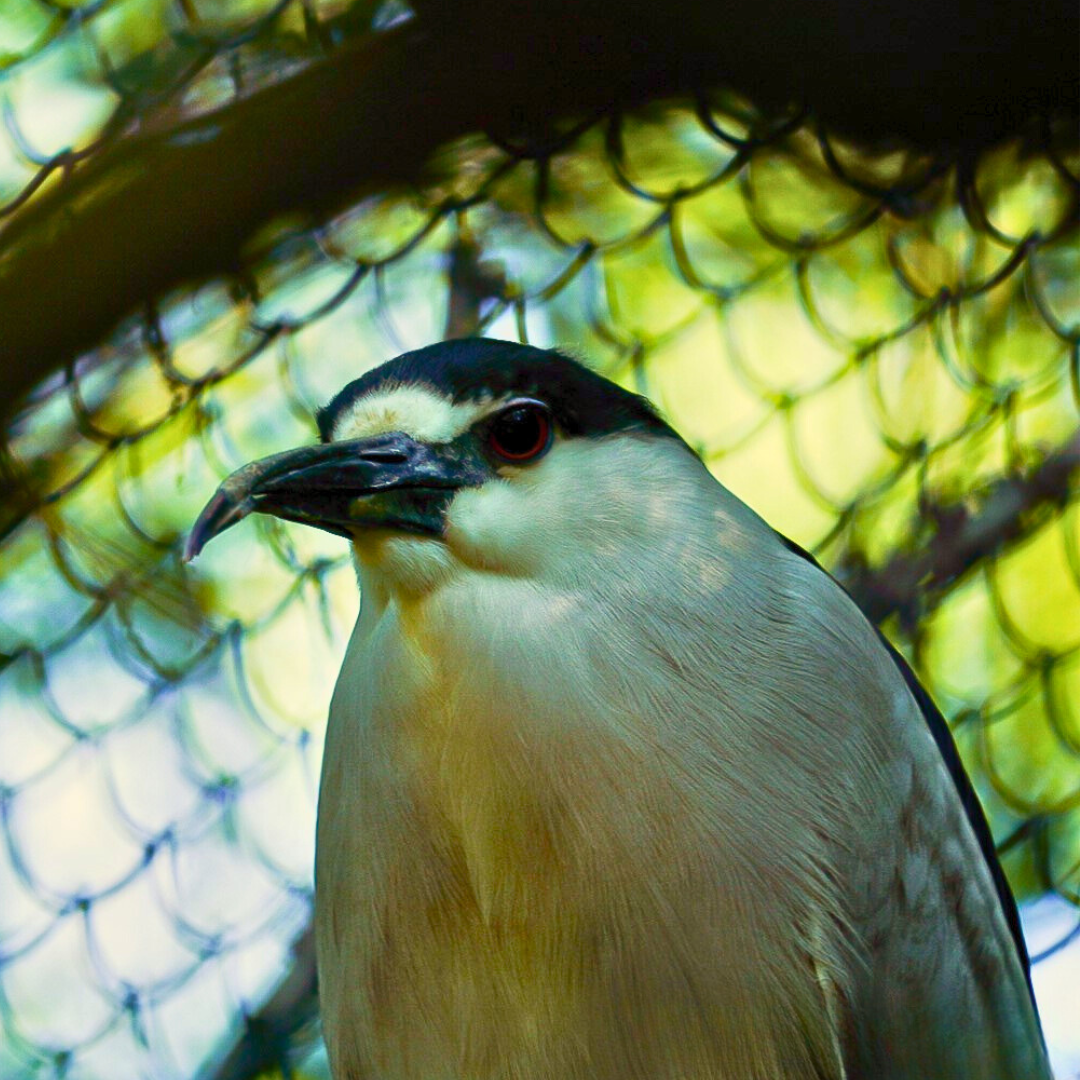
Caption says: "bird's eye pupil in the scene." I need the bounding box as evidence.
[488,404,552,462]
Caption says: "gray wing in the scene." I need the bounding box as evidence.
[776,532,1051,1079]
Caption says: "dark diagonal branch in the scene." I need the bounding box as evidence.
[838,433,1080,628]
[206,924,319,1080]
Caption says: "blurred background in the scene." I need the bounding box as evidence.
[0,1,1077,1077]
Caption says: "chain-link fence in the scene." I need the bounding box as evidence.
[0,1,1078,1077]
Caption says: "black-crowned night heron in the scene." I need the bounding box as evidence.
[187,339,1051,1079]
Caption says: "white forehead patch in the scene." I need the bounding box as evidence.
[329,384,493,443]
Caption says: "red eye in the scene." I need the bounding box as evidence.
[487,402,553,462]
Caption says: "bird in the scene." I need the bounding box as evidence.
[186,338,1052,1080]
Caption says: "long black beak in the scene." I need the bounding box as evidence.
[184,432,485,561]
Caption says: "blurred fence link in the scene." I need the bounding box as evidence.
[0,1,1078,1077]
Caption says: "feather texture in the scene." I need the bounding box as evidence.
[314,430,1050,1080]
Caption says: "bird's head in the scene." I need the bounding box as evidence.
[186,340,704,595]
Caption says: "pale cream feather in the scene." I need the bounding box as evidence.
[330,384,496,445]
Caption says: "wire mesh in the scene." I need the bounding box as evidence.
[0,2,1078,1077]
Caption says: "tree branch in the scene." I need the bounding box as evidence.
[837,433,1080,628]
[206,924,319,1080]
[444,231,507,340]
